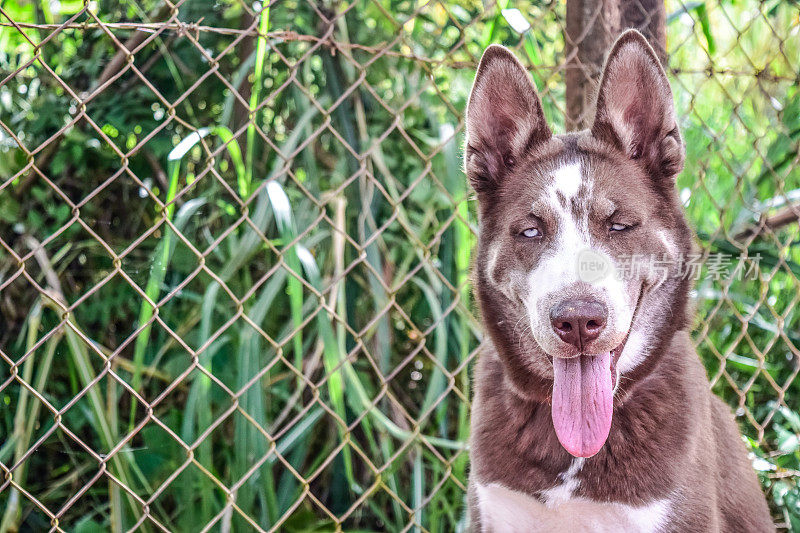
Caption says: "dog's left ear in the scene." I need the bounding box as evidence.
[592,30,684,179]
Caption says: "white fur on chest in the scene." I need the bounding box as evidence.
[475,460,670,533]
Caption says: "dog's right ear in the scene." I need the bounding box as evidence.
[465,45,551,193]
[591,30,684,179]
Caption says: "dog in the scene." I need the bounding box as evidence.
[464,30,774,532]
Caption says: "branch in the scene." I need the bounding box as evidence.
[735,205,800,240]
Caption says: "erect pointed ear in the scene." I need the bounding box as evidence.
[591,30,684,179]
[465,45,551,192]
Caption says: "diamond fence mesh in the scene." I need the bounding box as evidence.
[0,0,799,531]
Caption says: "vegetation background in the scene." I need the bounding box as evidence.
[1,0,799,530]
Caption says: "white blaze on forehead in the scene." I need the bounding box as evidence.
[544,161,591,237]
[540,161,589,268]
[550,162,582,200]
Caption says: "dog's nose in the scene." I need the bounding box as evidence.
[550,299,608,351]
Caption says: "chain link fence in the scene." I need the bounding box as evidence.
[1,0,799,530]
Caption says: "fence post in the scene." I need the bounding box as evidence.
[565,0,667,131]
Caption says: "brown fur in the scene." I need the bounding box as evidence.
[465,31,773,532]
[468,333,773,532]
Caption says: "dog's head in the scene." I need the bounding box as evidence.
[466,31,693,457]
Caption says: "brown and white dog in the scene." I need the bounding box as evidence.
[465,30,774,532]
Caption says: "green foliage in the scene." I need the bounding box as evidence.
[1,0,799,530]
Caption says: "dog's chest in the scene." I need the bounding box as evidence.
[475,461,670,533]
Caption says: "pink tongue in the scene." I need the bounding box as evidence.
[551,352,613,458]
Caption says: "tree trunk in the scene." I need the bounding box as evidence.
[565,0,666,131]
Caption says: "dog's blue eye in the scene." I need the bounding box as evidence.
[521,227,541,238]
[610,223,628,232]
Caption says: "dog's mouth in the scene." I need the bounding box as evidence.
[549,291,642,459]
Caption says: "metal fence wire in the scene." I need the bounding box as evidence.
[1,0,799,530]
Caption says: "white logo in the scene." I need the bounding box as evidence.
[576,248,612,283]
